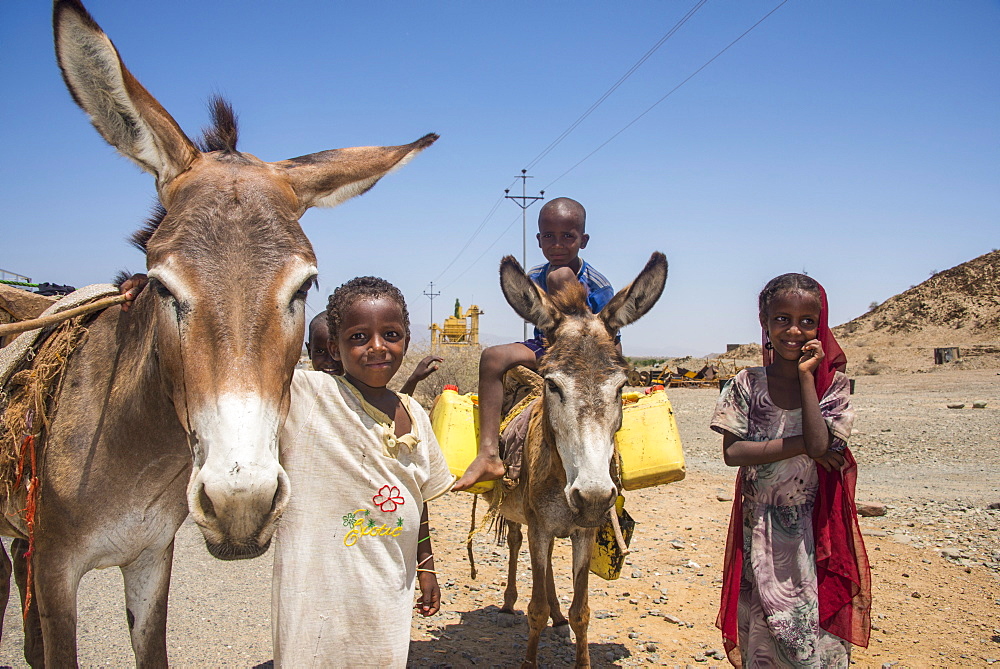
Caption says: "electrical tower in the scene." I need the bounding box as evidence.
[423,282,441,334]
[505,170,544,339]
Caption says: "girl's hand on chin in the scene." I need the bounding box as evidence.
[798,339,825,375]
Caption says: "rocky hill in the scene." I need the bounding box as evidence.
[834,248,1000,373]
[835,248,1000,336]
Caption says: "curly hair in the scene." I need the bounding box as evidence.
[758,273,822,325]
[327,276,411,342]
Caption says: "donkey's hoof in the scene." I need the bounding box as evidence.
[498,609,521,627]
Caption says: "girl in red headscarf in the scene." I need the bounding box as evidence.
[710,274,870,668]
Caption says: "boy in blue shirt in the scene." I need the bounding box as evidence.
[453,197,618,491]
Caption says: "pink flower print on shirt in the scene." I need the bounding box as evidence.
[373,485,405,513]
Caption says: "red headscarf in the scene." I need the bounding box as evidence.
[718,282,871,661]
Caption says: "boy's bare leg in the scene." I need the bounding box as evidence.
[453,343,537,491]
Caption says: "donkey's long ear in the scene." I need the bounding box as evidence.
[276,134,438,212]
[499,256,559,334]
[599,252,668,332]
[54,0,199,187]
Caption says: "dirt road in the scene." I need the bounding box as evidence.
[2,369,998,667]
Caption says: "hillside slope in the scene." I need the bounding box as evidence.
[834,249,1000,372]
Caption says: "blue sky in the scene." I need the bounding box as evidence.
[2,1,997,356]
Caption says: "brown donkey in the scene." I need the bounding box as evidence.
[0,0,435,665]
[486,252,668,668]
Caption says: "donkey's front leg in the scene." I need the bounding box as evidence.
[568,527,598,668]
[121,541,176,668]
[32,548,85,667]
[13,538,44,667]
[0,539,10,639]
[522,523,555,668]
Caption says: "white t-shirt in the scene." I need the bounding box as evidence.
[272,371,453,668]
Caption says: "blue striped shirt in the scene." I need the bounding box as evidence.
[526,259,616,342]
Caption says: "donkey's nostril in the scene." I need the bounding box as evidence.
[570,488,585,511]
[198,484,217,521]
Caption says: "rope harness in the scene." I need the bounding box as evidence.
[1,316,90,620]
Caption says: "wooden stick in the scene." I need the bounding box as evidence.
[610,504,631,556]
[0,294,128,337]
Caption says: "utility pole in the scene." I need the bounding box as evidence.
[505,170,544,339]
[423,282,441,332]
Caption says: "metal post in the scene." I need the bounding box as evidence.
[423,282,440,342]
[504,170,544,339]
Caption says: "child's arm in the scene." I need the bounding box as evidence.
[399,355,443,396]
[798,340,846,471]
[415,503,440,616]
[722,430,807,466]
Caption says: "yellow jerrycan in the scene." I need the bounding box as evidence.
[616,385,686,489]
[589,495,635,580]
[429,385,494,494]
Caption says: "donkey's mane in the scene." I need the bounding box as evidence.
[197,96,240,154]
[548,280,589,316]
[128,97,240,254]
[128,202,165,253]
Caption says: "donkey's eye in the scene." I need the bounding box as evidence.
[153,280,174,302]
[294,278,313,301]
[152,280,188,320]
[545,379,564,401]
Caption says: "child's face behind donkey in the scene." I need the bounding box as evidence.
[331,297,409,390]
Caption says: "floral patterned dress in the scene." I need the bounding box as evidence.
[711,367,854,668]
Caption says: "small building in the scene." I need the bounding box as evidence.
[933,347,960,364]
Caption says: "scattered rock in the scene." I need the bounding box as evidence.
[973,401,988,408]
[670,539,686,550]
[645,642,658,652]
[988,502,1000,510]
[947,403,965,409]
[664,614,683,625]
[857,501,887,517]
[716,491,733,502]
[911,591,922,598]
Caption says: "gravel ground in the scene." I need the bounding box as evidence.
[1,368,998,667]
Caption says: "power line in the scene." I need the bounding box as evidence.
[504,170,545,340]
[423,282,441,330]
[439,211,523,294]
[523,0,708,173]
[430,195,504,283]
[542,0,789,191]
[429,1,787,293]
[430,177,520,284]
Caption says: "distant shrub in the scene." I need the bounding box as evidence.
[395,343,482,410]
[855,355,887,375]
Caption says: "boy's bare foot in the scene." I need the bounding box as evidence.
[453,454,505,491]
